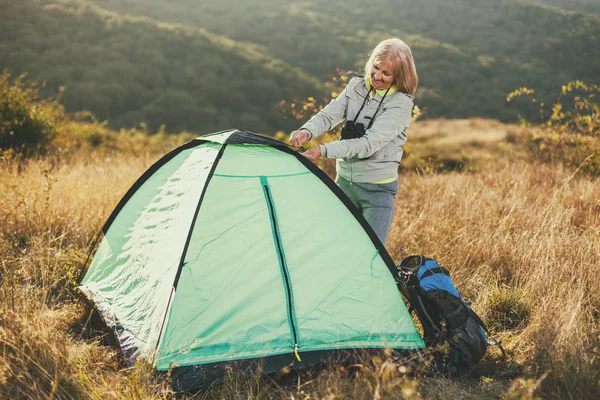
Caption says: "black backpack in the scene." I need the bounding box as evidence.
[397,255,505,376]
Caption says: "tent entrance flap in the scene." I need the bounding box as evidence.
[261,176,300,358]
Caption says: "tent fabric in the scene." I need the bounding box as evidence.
[80,129,424,379]
[80,143,223,359]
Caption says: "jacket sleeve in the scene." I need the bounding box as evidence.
[298,79,353,139]
[322,99,413,159]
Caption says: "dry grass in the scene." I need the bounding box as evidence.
[0,145,177,399]
[400,118,527,173]
[387,153,600,398]
[1,119,599,399]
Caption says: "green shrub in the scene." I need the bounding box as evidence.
[507,81,600,176]
[0,71,64,155]
[527,129,600,176]
[486,285,530,331]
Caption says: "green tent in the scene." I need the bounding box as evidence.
[79,130,424,388]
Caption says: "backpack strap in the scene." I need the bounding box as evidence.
[465,303,507,361]
[425,289,450,299]
[420,266,451,279]
[426,290,467,328]
[442,302,465,319]
[415,294,444,346]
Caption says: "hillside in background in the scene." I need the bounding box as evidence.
[0,0,321,134]
[531,0,600,14]
[88,0,599,122]
[1,0,598,133]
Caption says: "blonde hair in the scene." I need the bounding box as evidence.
[364,38,418,97]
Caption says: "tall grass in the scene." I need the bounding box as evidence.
[1,121,599,398]
[388,161,600,398]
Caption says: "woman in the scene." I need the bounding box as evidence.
[289,38,418,245]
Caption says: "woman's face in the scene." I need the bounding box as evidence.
[370,60,395,90]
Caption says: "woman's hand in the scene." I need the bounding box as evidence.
[300,146,321,162]
[289,130,310,147]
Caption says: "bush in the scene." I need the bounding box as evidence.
[507,81,600,176]
[486,285,530,331]
[0,71,64,155]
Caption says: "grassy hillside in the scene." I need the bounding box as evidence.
[89,0,599,122]
[0,0,321,134]
[1,74,599,398]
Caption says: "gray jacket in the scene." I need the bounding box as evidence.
[300,76,413,183]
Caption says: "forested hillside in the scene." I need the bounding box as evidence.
[2,0,598,132]
[0,0,321,134]
[532,0,600,14]
[89,0,600,121]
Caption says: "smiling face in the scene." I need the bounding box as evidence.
[370,60,395,91]
[364,38,418,97]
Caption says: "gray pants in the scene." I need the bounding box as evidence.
[336,176,398,245]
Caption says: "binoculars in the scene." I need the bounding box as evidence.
[340,120,366,140]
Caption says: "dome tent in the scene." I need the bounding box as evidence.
[79,130,424,389]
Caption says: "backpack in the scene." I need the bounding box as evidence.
[397,255,505,376]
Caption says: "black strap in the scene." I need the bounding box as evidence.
[365,86,390,129]
[465,303,507,361]
[348,85,391,130]
[426,289,449,299]
[442,303,465,319]
[420,266,451,279]
[416,295,443,342]
[351,88,371,124]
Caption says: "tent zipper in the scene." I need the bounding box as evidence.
[261,178,301,361]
